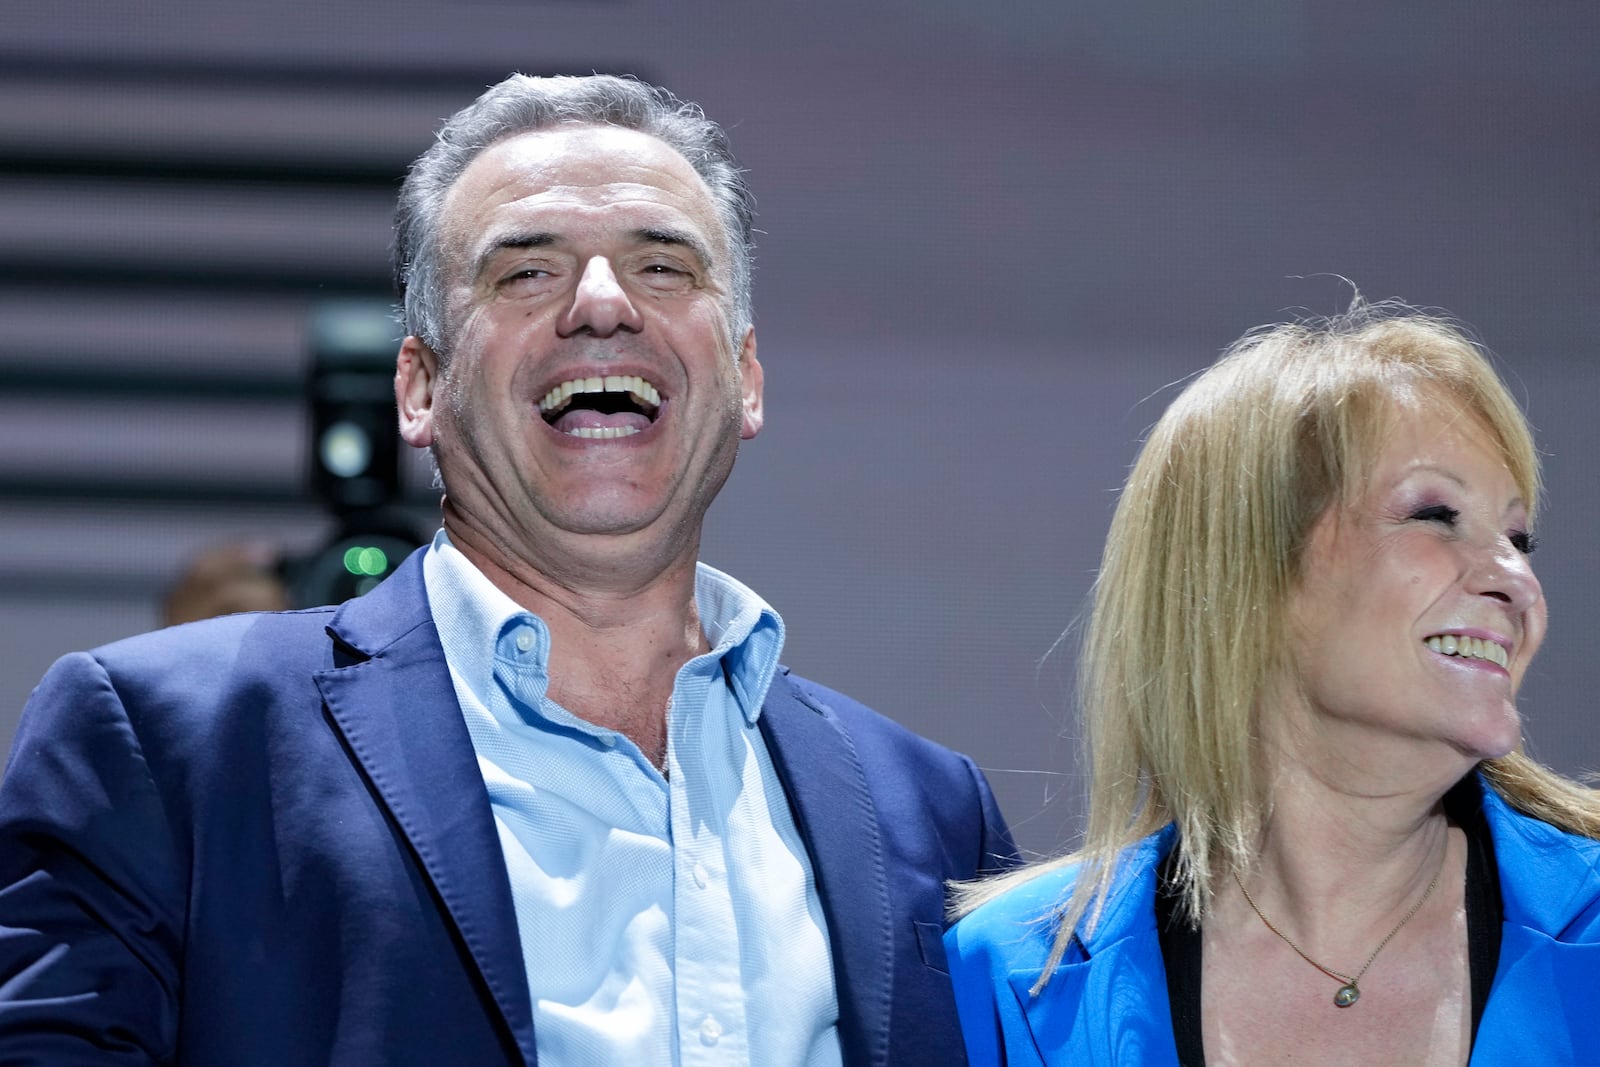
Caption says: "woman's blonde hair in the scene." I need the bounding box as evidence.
[955,300,1600,987]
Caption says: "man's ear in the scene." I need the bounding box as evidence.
[737,328,764,441]
[396,336,440,448]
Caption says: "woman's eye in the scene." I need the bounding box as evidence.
[1412,504,1460,526]
[1509,531,1539,555]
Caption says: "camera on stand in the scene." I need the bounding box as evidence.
[283,301,429,609]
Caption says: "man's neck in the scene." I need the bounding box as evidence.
[445,515,709,766]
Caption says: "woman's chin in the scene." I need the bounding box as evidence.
[1451,706,1522,765]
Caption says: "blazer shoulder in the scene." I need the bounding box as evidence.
[1484,784,1600,941]
[948,863,1079,973]
[93,607,339,665]
[951,823,1175,970]
[769,667,1020,876]
[17,609,344,776]
[88,608,339,694]
[776,668,970,767]
[943,864,1084,1067]
[773,668,1002,812]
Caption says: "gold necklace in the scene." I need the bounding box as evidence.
[1233,865,1441,1008]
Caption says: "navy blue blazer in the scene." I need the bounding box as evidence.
[0,551,1016,1065]
[945,773,1600,1065]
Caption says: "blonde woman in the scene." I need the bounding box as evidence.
[946,304,1600,1065]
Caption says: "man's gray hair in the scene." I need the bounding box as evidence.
[394,73,755,361]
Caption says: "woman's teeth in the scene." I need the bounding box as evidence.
[1425,634,1508,669]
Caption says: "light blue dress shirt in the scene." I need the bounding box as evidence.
[423,532,843,1067]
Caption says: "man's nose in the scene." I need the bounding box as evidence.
[557,256,644,338]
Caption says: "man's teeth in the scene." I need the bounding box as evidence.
[1425,635,1509,669]
[538,375,661,414]
[567,426,641,439]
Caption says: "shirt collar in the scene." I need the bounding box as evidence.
[422,529,786,725]
[693,560,785,726]
[423,529,531,685]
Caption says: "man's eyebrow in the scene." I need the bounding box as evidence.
[472,232,555,278]
[636,226,713,267]
[470,227,715,278]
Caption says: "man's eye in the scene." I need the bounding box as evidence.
[1412,504,1460,525]
[638,262,693,289]
[498,267,554,288]
[1510,530,1539,555]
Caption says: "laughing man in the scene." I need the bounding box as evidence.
[0,74,1016,1065]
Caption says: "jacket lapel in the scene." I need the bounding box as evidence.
[1473,780,1600,1061]
[1009,940,1179,1067]
[759,670,894,1067]
[314,552,537,1065]
[1014,828,1180,1066]
[1472,928,1600,1062]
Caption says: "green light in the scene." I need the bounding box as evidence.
[342,546,389,576]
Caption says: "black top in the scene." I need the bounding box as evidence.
[1155,776,1502,1067]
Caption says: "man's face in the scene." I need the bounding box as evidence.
[397,126,762,564]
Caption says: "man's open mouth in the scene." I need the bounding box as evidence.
[538,375,663,439]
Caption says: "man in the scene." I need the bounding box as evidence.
[0,75,1015,1064]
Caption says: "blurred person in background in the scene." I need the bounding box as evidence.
[946,303,1600,1065]
[0,73,1015,1064]
[160,541,289,626]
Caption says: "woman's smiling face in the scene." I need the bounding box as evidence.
[1286,393,1546,771]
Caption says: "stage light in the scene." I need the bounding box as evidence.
[319,421,373,480]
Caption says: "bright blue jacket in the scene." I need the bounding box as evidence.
[945,774,1600,1065]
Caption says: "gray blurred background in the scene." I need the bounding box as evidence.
[3,0,1596,858]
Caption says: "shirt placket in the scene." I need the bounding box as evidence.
[668,661,750,1065]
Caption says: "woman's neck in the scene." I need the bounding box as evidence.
[1247,766,1454,943]
[1240,686,1476,936]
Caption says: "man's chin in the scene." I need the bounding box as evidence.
[538,499,680,541]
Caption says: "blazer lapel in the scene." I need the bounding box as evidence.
[1474,779,1600,1060]
[1472,929,1600,1061]
[1013,829,1179,1066]
[759,670,894,1067]
[314,553,537,1065]
[1009,938,1179,1067]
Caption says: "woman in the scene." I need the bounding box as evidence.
[945,304,1600,1065]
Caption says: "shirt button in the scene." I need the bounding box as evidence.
[699,1015,722,1046]
[692,863,709,889]
[514,630,533,653]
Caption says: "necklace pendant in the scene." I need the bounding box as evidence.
[1333,983,1360,1008]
